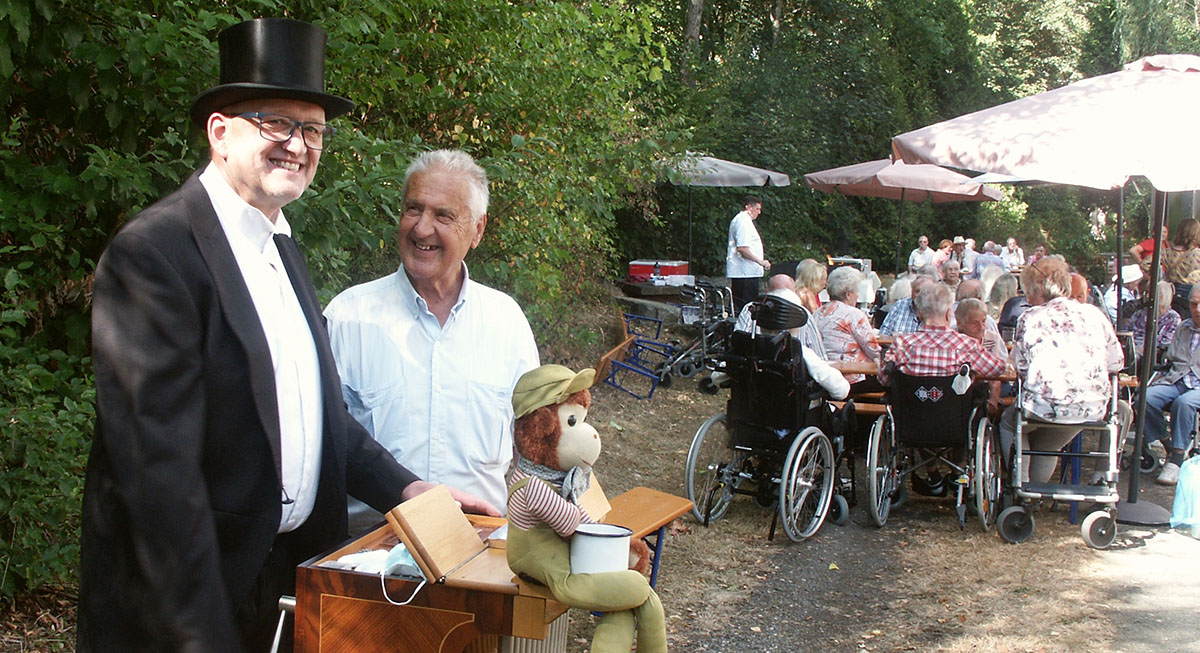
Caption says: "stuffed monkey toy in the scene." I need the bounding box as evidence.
[507,365,667,653]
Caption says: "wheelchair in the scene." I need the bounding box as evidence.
[999,376,1122,549]
[684,296,856,542]
[866,365,1001,532]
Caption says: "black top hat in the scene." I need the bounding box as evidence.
[189,18,355,127]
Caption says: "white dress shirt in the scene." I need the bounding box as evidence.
[199,164,322,533]
[325,265,539,529]
[726,210,764,279]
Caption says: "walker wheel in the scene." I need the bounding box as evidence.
[1081,510,1117,549]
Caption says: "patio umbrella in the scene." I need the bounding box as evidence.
[893,54,1200,526]
[662,152,791,265]
[891,54,1200,192]
[804,159,1003,274]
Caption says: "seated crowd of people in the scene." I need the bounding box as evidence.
[738,230,1194,488]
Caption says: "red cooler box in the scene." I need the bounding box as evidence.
[629,260,689,276]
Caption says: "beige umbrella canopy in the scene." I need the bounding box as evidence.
[892,54,1200,192]
[666,152,791,187]
[804,159,1003,273]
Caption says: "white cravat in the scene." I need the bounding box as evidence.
[199,165,323,533]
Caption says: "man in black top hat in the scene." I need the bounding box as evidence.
[78,18,491,651]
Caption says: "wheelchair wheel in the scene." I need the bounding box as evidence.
[685,414,740,523]
[1081,510,1117,549]
[997,505,1035,544]
[828,493,850,527]
[778,427,836,542]
[972,417,1001,532]
[867,414,899,527]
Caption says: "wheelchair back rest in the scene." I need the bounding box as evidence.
[725,331,823,432]
[890,367,979,446]
[752,295,809,331]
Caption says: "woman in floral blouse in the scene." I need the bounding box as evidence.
[999,257,1125,483]
[815,266,881,394]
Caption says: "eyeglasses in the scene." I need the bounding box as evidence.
[234,112,334,150]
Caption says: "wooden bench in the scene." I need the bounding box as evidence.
[831,400,887,417]
[603,487,693,589]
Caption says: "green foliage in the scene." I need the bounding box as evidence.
[1117,0,1200,60]
[0,289,94,599]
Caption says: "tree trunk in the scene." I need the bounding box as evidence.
[770,0,783,47]
[681,0,703,85]
[684,0,703,45]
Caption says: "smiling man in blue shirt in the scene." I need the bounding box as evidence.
[325,149,539,530]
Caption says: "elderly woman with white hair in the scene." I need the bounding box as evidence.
[815,266,881,393]
[999,258,1125,483]
[1121,280,1181,357]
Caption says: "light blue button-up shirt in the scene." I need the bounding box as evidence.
[325,265,539,530]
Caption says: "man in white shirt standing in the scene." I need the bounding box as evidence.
[908,235,934,273]
[326,149,539,531]
[726,194,770,311]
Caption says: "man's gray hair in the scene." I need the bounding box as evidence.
[911,273,937,295]
[888,277,912,303]
[402,149,489,223]
[826,266,864,301]
[914,282,953,319]
[956,279,985,301]
[955,297,987,324]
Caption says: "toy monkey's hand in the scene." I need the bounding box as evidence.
[629,538,652,576]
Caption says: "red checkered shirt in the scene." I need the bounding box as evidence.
[880,325,1007,383]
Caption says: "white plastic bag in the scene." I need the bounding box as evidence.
[1170,455,1200,532]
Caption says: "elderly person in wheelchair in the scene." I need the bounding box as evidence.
[687,280,852,542]
[732,275,849,400]
[878,284,1008,498]
[999,257,1125,485]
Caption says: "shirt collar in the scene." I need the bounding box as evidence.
[396,262,473,319]
[199,163,292,253]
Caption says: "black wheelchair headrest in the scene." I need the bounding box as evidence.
[754,295,809,331]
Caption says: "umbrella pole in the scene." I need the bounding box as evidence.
[1118,185,1171,526]
[687,187,694,270]
[895,190,906,275]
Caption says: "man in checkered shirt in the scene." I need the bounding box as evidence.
[878,283,1008,385]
